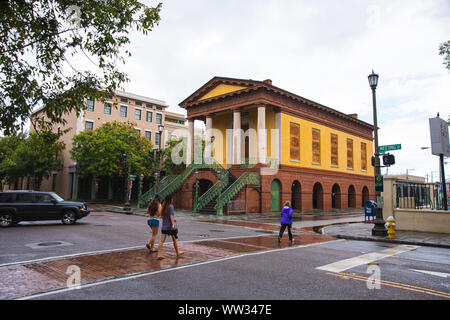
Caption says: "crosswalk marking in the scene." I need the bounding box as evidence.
[316,245,419,273]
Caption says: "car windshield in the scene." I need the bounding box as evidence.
[50,192,64,202]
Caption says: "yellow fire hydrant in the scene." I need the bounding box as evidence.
[385,216,396,239]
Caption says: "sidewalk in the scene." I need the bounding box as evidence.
[322,222,450,249]
[91,203,450,249]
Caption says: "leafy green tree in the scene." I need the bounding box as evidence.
[0,0,162,135]
[70,121,154,179]
[439,40,450,70]
[160,136,206,175]
[0,130,64,189]
[161,137,187,175]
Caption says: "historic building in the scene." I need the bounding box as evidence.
[144,76,375,214]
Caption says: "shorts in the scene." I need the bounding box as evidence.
[161,228,178,239]
[147,219,160,228]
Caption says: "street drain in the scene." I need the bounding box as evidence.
[255,230,274,234]
[26,241,73,249]
[37,241,63,247]
[197,234,210,237]
[209,229,225,232]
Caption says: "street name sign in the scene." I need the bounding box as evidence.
[378,144,401,154]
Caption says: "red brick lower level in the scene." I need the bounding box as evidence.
[173,165,374,214]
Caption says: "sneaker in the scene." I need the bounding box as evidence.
[277,237,281,243]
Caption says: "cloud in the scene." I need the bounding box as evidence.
[120,0,449,178]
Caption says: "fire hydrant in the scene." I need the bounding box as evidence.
[384,216,396,239]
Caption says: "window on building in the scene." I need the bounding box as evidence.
[289,122,300,161]
[120,105,127,118]
[361,142,367,171]
[312,129,321,164]
[135,109,141,120]
[86,98,95,112]
[146,111,152,122]
[347,138,354,169]
[104,103,111,115]
[135,101,142,106]
[155,132,161,146]
[145,131,152,141]
[156,106,163,110]
[331,134,338,166]
[146,103,153,109]
[120,97,128,103]
[85,121,93,130]
[156,113,162,125]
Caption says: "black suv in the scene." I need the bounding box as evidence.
[0,191,90,227]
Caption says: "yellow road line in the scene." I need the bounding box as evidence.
[327,272,450,299]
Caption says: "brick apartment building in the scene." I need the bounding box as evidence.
[31,90,192,201]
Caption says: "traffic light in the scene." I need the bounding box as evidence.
[121,153,127,166]
[155,149,161,163]
[371,155,376,167]
[383,153,395,166]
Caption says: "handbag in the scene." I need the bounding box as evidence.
[173,219,179,239]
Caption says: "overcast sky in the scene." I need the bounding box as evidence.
[118,0,449,180]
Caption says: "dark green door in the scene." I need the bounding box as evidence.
[270,179,281,211]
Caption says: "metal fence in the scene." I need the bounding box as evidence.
[395,182,450,210]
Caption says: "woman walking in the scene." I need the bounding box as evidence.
[278,201,293,245]
[146,194,161,253]
[157,194,184,260]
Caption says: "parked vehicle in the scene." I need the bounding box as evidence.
[0,190,90,227]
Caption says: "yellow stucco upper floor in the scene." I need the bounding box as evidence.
[208,107,374,177]
[280,113,374,176]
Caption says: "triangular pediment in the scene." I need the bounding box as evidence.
[179,77,260,108]
[199,84,248,101]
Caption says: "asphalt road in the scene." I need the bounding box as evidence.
[1,211,449,303]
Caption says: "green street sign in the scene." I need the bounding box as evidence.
[375,175,384,192]
[129,174,136,179]
[378,144,401,154]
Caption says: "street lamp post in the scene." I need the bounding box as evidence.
[368,70,387,236]
[123,131,133,212]
[156,124,164,193]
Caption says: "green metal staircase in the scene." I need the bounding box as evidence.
[214,172,260,216]
[137,158,227,208]
[193,169,229,214]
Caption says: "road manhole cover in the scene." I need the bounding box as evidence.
[26,241,73,249]
[37,241,64,246]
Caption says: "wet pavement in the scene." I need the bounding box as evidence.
[0,219,335,300]
[3,204,448,300]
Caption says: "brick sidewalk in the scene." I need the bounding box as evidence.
[1,221,335,300]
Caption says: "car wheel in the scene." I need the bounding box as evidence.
[61,210,77,225]
[0,213,13,228]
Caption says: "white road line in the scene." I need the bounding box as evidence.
[316,244,419,273]
[0,234,276,268]
[17,239,344,300]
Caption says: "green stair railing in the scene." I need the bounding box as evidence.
[214,172,260,216]
[138,158,228,208]
[193,170,229,214]
[137,174,177,208]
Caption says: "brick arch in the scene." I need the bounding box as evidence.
[331,183,342,209]
[348,184,356,208]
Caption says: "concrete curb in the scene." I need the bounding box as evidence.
[330,234,450,249]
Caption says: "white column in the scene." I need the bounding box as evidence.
[186,119,194,166]
[257,105,266,164]
[205,116,213,161]
[233,110,242,165]
[275,109,282,165]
